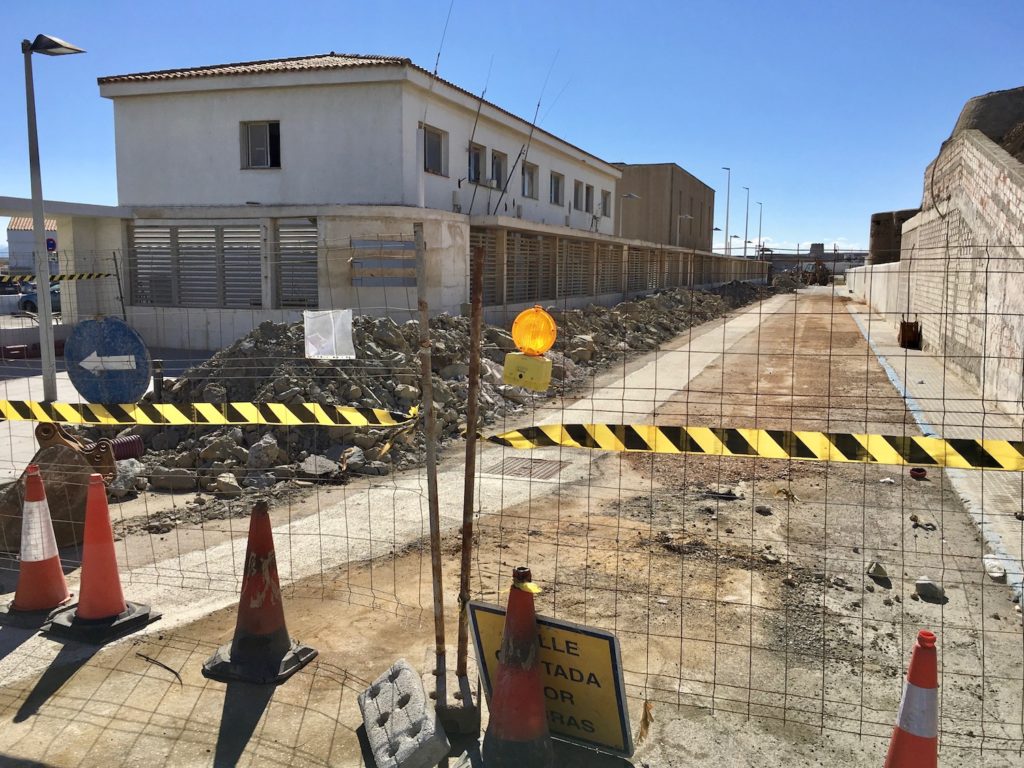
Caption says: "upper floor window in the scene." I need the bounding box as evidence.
[550,172,564,206]
[491,151,508,187]
[585,184,594,214]
[601,189,611,218]
[573,180,584,211]
[522,162,538,199]
[468,143,484,184]
[241,121,281,169]
[424,125,447,176]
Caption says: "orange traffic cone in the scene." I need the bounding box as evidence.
[202,501,317,684]
[482,566,554,768]
[46,474,159,643]
[885,629,938,768]
[8,465,70,614]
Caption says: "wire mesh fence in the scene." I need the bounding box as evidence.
[0,233,1021,764]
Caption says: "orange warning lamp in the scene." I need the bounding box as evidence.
[511,306,557,356]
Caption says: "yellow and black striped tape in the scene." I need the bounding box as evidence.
[0,400,415,429]
[0,273,115,283]
[486,424,1024,471]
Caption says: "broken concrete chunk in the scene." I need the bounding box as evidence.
[214,473,243,497]
[149,466,196,491]
[983,555,1007,583]
[867,561,888,579]
[915,577,946,602]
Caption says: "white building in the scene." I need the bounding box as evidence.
[99,53,620,233]
[1,52,762,351]
[5,217,58,273]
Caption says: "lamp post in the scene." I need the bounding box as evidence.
[675,214,693,247]
[713,226,722,254]
[721,167,731,255]
[742,186,750,259]
[23,33,85,402]
[756,201,763,258]
[617,192,640,238]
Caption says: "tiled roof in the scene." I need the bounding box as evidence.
[6,217,56,231]
[97,53,408,84]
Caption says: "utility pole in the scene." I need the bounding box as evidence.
[742,186,750,259]
[721,167,731,256]
[756,202,763,258]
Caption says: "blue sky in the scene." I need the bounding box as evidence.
[2,0,1023,255]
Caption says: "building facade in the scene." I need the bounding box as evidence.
[99,54,620,234]
[5,217,58,273]
[612,163,714,251]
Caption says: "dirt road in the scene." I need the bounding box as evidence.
[0,288,1020,767]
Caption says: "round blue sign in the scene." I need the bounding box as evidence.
[46,237,57,253]
[65,317,152,404]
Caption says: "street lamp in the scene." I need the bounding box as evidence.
[742,186,750,259]
[721,167,731,255]
[675,214,693,247]
[23,33,85,402]
[617,192,640,238]
[713,226,722,254]
[756,202,763,259]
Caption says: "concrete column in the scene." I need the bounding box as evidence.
[620,244,629,299]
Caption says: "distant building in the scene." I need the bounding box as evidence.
[4,217,57,273]
[611,163,714,251]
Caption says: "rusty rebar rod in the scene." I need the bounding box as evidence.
[457,246,484,679]
[415,222,447,707]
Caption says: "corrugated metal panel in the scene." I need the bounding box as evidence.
[277,221,319,308]
[128,226,174,305]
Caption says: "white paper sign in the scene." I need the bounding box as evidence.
[303,309,355,359]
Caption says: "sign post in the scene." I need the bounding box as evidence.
[469,600,633,757]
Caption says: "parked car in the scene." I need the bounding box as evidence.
[0,281,22,296]
[18,285,60,314]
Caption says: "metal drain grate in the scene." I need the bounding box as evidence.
[482,457,566,480]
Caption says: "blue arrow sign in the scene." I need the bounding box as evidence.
[65,317,152,404]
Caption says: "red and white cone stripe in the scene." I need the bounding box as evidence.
[885,629,938,768]
[12,465,70,612]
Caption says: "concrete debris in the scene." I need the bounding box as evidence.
[93,286,768,533]
[983,555,1007,583]
[754,504,773,516]
[915,577,946,603]
[879,477,895,485]
[109,458,148,500]
[867,561,889,579]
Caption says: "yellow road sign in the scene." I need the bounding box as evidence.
[468,600,633,757]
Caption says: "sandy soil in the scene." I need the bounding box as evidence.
[0,289,1021,767]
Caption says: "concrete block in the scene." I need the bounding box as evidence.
[422,648,481,737]
[358,658,450,768]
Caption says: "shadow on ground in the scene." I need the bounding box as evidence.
[213,681,275,768]
[13,640,97,723]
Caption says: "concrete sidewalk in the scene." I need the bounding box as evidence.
[848,300,1024,597]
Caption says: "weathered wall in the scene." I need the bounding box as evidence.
[848,129,1024,416]
[613,163,715,250]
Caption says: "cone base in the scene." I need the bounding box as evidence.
[482,734,555,768]
[202,638,317,685]
[0,597,71,629]
[46,601,160,645]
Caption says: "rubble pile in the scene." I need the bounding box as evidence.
[112,284,772,510]
[772,272,803,292]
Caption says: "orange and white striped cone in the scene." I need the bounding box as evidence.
[46,474,160,643]
[8,464,70,614]
[885,629,938,768]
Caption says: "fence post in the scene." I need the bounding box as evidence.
[415,222,447,709]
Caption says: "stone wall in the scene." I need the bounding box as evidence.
[848,129,1024,417]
